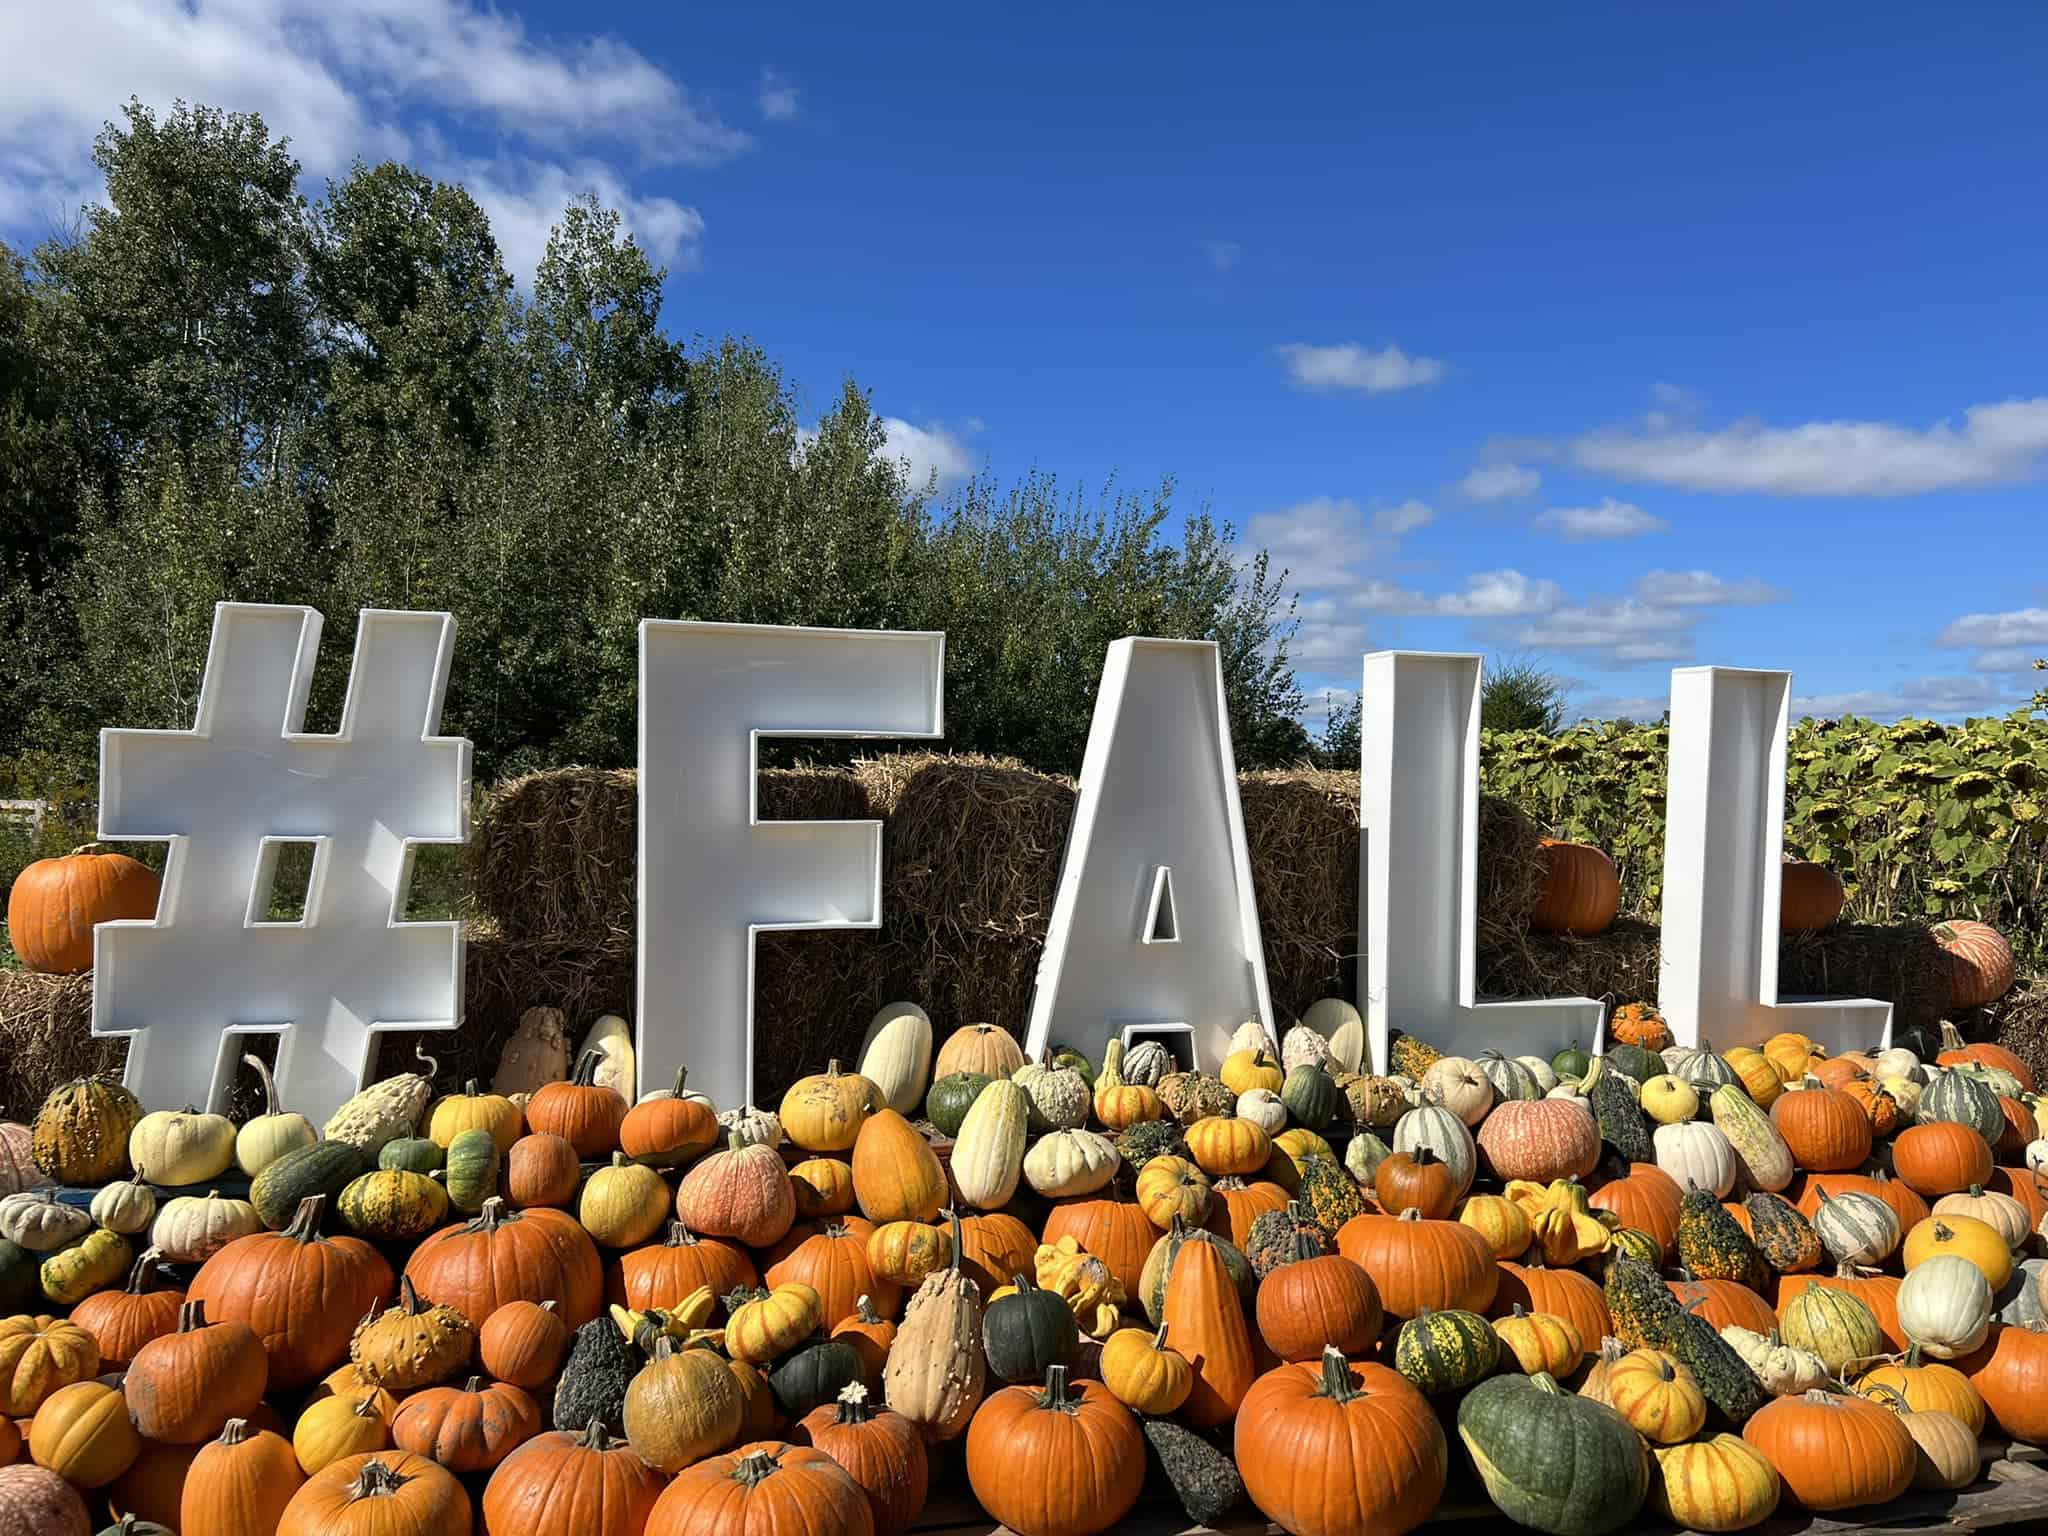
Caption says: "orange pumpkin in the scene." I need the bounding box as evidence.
[277,1450,469,1536]
[124,1298,268,1444]
[1936,1037,2036,1094]
[390,1375,542,1473]
[525,1050,628,1159]
[850,1110,946,1225]
[1235,1348,1447,1536]
[1667,1275,1777,1336]
[404,1197,604,1330]
[1530,840,1619,935]
[1336,1209,1499,1321]
[800,1384,927,1536]
[181,1418,303,1536]
[1373,1150,1458,1220]
[479,1300,570,1389]
[965,1369,1142,1536]
[106,1436,202,1528]
[1040,1191,1157,1301]
[481,1421,666,1536]
[610,1220,758,1314]
[1892,1123,1994,1197]
[955,1211,1040,1299]
[1994,1097,2035,1164]
[188,1195,393,1390]
[69,1248,184,1369]
[1840,1080,1901,1137]
[765,1218,899,1329]
[26,1381,140,1489]
[830,1297,899,1389]
[675,1138,797,1250]
[789,1158,857,1220]
[1772,1081,1872,1172]
[1588,1163,1684,1263]
[1810,1056,1868,1091]
[1741,1389,1914,1511]
[619,1069,719,1166]
[4,847,160,974]
[1491,1263,1610,1362]
[1609,1002,1672,1052]
[1968,1322,2048,1443]
[1780,862,1846,932]
[1933,920,2015,1008]
[1163,1231,1256,1428]
[1256,1246,1382,1362]
[647,1440,872,1535]
[504,1133,582,1209]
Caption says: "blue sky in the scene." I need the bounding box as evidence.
[3,2,2045,724]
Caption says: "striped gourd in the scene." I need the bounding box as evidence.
[1394,1307,1500,1394]
[1708,1084,1793,1193]
[951,1080,1029,1209]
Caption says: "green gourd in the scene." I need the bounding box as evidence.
[1584,1061,1653,1163]
[1604,1044,1665,1086]
[552,1315,635,1433]
[767,1337,864,1417]
[1244,1200,1329,1278]
[40,1226,132,1305]
[1295,1155,1365,1234]
[1280,1065,1340,1133]
[249,1139,367,1229]
[378,1136,446,1175]
[1602,1255,1765,1426]
[924,1072,993,1139]
[1113,1119,1186,1169]
[337,1168,450,1241]
[1457,1372,1649,1536]
[982,1272,1080,1384]
[1676,1185,1770,1291]
[1394,1307,1500,1394]
[444,1128,501,1214]
[1744,1192,1823,1275]
[1551,1045,1593,1082]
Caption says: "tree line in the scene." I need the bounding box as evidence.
[1,100,1317,791]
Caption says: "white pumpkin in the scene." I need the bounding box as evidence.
[1652,1121,1738,1199]
[1811,1188,1901,1267]
[1281,1023,1335,1075]
[1873,1047,1925,1083]
[1421,1057,1494,1128]
[152,1190,261,1263]
[858,1002,934,1116]
[578,1014,637,1106]
[1303,998,1365,1073]
[1022,1129,1118,1199]
[1898,1253,1994,1359]
[1234,1089,1288,1135]
[1391,1104,1477,1199]
[1721,1325,1829,1395]
[129,1105,236,1187]
[717,1106,783,1149]
[1995,1258,2048,1327]
[1935,1184,2031,1252]
[1227,1019,1276,1058]
[1515,1055,1561,1093]
[493,1005,571,1098]
[90,1176,156,1236]
[234,1054,317,1177]
[0,1190,92,1251]
[2027,1140,2048,1179]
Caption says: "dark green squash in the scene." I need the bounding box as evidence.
[1603,1043,1664,1086]
[1048,1046,1097,1087]
[444,1127,501,1214]
[249,1139,367,1229]
[1456,1372,1648,1536]
[551,1315,635,1433]
[1295,1154,1365,1235]
[1280,1064,1339,1133]
[97,1519,176,1536]
[925,1072,993,1138]
[1583,1061,1653,1163]
[1676,1185,1769,1291]
[0,1236,38,1312]
[1244,1199,1329,1278]
[1551,1044,1593,1082]
[1744,1191,1822,1275]
[982,1272,1079,1383]
[378,1136,446,1175]
[767,1337,864,1417]
[1394,1307,1500,1394]
[1142,1418,1249,1526]
[1114,1118,1187,1169]
[1601,1255,1764,1426]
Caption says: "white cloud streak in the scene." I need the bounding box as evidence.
[1937,607,2048,648]
[1455,462,1541,502]
[1277,342,1447,395]
[1534,499,1666,540]
[881,418,976,492]
[758,69,799,121]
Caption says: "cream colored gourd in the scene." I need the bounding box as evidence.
[578,1014,637,1106]
[882,1213,984,1440]
[1014,1059,1089,1132]
[718,1106,782,1148]
[1933,1185,2030,1252]
[1720,1325,1828,1395]
[858,1002,934,1116]
[1516,1055,1561,1093]
[1897,1254,1993,1359]
[1653,1121,1737,1198]
[152,1190,261,1262]
[1813,1190,1901,1268]
[234,1054,317,1177]
[1023,1129,1118,1199]
[129,1105,236,1186]
[0,1190,92,1251]
[952,1079,1029,1209]
[90,1172,156,1235]
[1708,1082,1794,1192]
[1227,1020,1276,1058]
[1303,999,1364,1072]
[324,1048,438,1153]
[1281,1023,1335,1074]
[1234,1089,1287,1135]
[1422,1056,1493,1126]
[493,1006,571,1097]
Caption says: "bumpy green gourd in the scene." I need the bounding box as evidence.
[1143,1418,1249,1526]
[1114,1119,1187,1169]
[1602,1255,1765,1426]
[1676,1185,1770,1292]
[1295,1155,1365,1234]
[552,1315,636,1433]
[1584,1061,1653,1163]
[1394,1307,1500,1394]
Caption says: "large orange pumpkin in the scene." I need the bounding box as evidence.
[1967,1322,2048,1442]
[1235,1348,1447,1536]
[124,1298,268,1444]
[1741,1389,1913,1511]
[1490,1263,1609,1361]
[765,1219,898,1329]
[5,847,160,974]
[188,1195,393,1390]
[1933,920,2015,1008]
[404,1197,603,1330]
[106,1436,202,1529]
[1588,1162,1684,1263]
[800,1384,927,1536]
[69,1248,184,1369]
[1667,1274,1776,1336]
[1336,1209,1498,1320]
[609,1220,758,1313]
[278,1450,470,1536]
[1780,863,1845,932]
[1530,841,1619,936]
[646,1440,873,1535]
[1040,1190,1157,1301]
[1892,1123,1994,1197]
[1772,1082,1872,1172]
[481,1421,666,1536]
[966,1368,1143,1536]
[390,1376,541,1473]
[181,1418,303,1536]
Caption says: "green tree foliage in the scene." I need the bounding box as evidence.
[0,99,1304,783]
[1480,656,1566,735]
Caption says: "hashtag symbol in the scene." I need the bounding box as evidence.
[91,604,471,1125]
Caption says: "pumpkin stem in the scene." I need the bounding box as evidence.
[217,1418,251,1446]
[1152,1322,1171,1352]
[464,1079,482,1097]
[124,1246,163,1294]
[397,1274,427,1314]
[855,1295,882,1325]
[1010,1272,1034,1293]
[1396,1207,1423,1223]
[344,1458,410,1503]
[1037,1363,1079,1413]
[731,1448,785,1487]
[572,1049,604,1086]
[1530,1373,1566,1397]
[942,1207,964,1272]
[242,1052,284,1117]
[834,1381,873,1423]
[281,1194,328,1242]
[577,1419,614,1450]
[1312,1345,1361,1402]
[472,1196,510,1233]
[672,1065,691,1096]
[177,1298,208,1332]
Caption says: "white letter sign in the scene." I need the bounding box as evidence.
[1360,652,1604,1072]
[1025,638,1273,1070]
[638,621,944,1109]
[94,604,469,1124]
[1657,667,1891,1054]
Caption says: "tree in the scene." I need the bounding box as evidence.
[1311,691,1361,769]
[1481,656,1566,735]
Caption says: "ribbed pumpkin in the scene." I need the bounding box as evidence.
[6,846,159,973]
[504,1132,581,1208]
[181,1418,303,1536]
[525,1050,627,1159]
[676,1136,798,1249]
[1934,1183,2030,1251]
[832,1295,898,1387]
[1163,1232,1255,1428]
[1456,1371,1648,1534]
[1456,1193,1533,1260]
[1256,1225,1381,1363]
[1778,1281,1884,1375]
[70,1248,184,1369]
[1530,839,1620,934]
[1741,1390,1914,1511]
[479,1299,569,1388]
[851,1109,946,1224]
[933,1023,1027,1080]
[1491,1304,1582,1379]
[1772,1080,1872,1172]
[1395,1306,1500,1393]
[1650,1434,1781,1531]
[1795,1169,1931,1238]
[391,1375,541,1473]
[403,1197,603,1330]
[964,1366,1143,1536]
[1477,1098,1600,1184]
[1605,1349,1706,1443]
[1336,1209,1498,1320]
[31,1076,143,1185]
[1895,1122,1998,1198]
[276,1451,467,1536]
[1039,1191,1156,1301]
[767,1219,899,1329]
[337,1169,449,1243]
[1098,1323,1191,1415]
[1811,1187,1901,1268]
[619,1069,720,1166]
[481,1421,664,1535]
[1934,919,2015,1007]
[1588,1162,1684,1262]
[613,1220,757,1313]
[27,1380,139,1488]
[800,1383,929,1536]
[1856,1342,1986,1430]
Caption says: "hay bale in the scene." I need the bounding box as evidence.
[1477,795,1548,946]
[1985,976,2048,1089]
[1778,923,1952,1042]
[0,970,118,1120]
[753,928,895,1104]
[1475,918,1664,1012]
[1240,770,1358,1020]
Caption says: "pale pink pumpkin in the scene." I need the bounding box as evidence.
[1934,920,2015,1008]
[1477,1098,1601,1184]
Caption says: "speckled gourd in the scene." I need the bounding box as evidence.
[323,1048,439,1154]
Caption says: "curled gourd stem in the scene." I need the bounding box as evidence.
[243,1053,284,1116]
[413,1044,440,1079]
[943,1206,964,1271]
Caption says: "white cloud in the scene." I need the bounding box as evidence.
[1201,239,1242,272]
[0,0,747,277]
[1937,607,2048,648]
[1246,497,1367,570]
[449,156,705,279]
[1455,462,1541,502]
[1277,342,1447,395]
[1534,499,1666,540]
[758,69,799,121]
[881,418,976,492]
[1357,568,1564,619]
[1792,675,2021,720]
[1511,597,1691,648]
[1372,500,1434,536]
[1632,569,1785,607]
[1970,647,2044,673]
[1571,398,2048,495]
[1573,693,1669,722]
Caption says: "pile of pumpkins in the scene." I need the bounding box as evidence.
[1,997,2047,1536]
